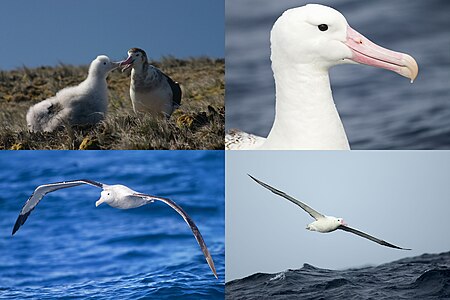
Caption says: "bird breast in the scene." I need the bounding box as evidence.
[307,220,339,233]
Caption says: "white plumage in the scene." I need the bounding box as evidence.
[26,55,118,132]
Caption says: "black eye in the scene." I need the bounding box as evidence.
[318,24,328,31]
[136,54,140,57]
[103,62,107,65]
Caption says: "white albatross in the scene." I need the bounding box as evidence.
[11,179,217,278]
[119,48,182,117]
[226,4,419,150]
[249,175,410,250]
[26,56,119,132]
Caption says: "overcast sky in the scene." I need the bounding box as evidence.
[0,0,224,70]
[226,151,450,282]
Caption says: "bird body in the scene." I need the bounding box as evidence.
[306,216,343,233]
[120,48,181,117]
[226,4,418,150]
[26,56,118,132]
[96,184,148,209]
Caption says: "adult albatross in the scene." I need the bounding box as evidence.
[249,175,410,250]
[226,4,418,150]
[11,179,217,278]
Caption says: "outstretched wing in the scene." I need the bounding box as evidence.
[338,225,411,250]
[12,179,103,235]
[133,193,218,279]
[248,175,325,220]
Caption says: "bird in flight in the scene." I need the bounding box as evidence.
[249,175,410,250]
[12,179,217,278]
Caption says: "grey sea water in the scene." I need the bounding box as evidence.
[226,0,450,149]
[226,251,450,299]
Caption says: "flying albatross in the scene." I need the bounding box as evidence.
[226,4,419,150]
[11,179,218,278]
[249,175,410,250]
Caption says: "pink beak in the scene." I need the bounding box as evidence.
[118,55,134,72]
[340,219,347,226]
[345,25,418,83]
[119,55,134,67]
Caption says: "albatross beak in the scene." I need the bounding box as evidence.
[118,56,134,72]
[345,25,419,83]
[95,198,105,207]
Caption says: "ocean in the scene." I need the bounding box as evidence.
[225,0,450,149]
[226,251,450,299]
[0,151,224,299]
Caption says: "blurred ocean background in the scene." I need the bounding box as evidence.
[226,0,450,149]
[0,151,224,299]
[226,251,450,299]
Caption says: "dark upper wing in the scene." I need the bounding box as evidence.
[12,179,103,235]
[134,193,217,279]
[338,225,411,250]
[248,174,325,220]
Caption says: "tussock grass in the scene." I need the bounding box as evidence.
[0,57,224,150]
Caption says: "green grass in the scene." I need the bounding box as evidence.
[0,57,224,150]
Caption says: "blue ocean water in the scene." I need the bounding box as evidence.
[226,251,450,299]
[226,0,450,149]
[0,151,224,299]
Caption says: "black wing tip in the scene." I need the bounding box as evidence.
[392,245,411,251]
[79,179,103,188]
[247,174,259,182]
[11,211,31,236]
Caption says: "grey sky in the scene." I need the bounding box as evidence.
[226,151,450,282]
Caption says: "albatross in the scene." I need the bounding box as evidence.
[119,48,182,117]
[26,56,119,132]
[249,175,410,250]
[226,4,418,150]
[12,179,217,278]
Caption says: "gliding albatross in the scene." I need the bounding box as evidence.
[249,175,410,250]
[12,179,217,278]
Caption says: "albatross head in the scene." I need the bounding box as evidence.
[271,4,418,82]
[326,217,347,231]
[336,217,347,226]
[119,48,148,72]
[89,55,120,77]
[95,189,114,207]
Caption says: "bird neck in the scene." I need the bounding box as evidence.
[131,63,148,76]
[85,70,107,89]
[262,62,350,150]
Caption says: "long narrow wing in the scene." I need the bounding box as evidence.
[133,193,218,279]
[338,225,411,250]
[12,179,103,235]
[248,175,325,220]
